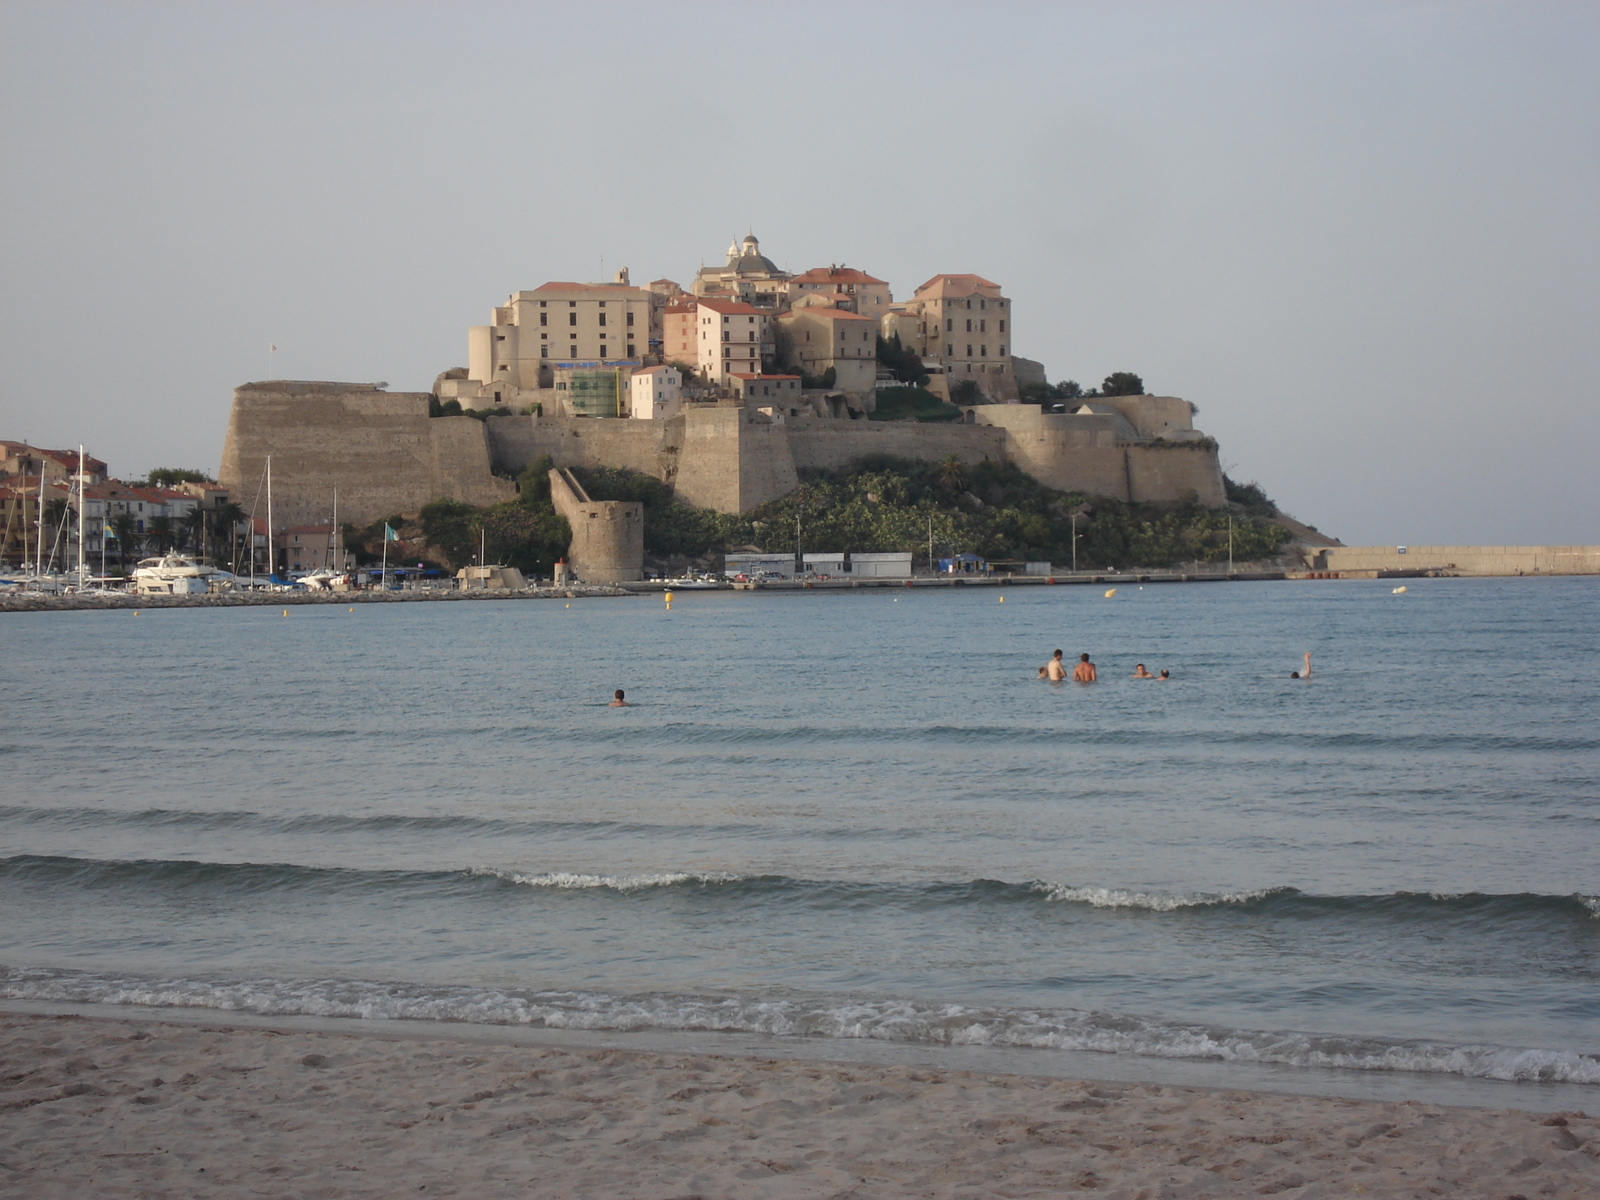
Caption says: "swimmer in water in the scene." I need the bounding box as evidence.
[1159,669,1170,680]
[1073,653,1097,683]
[1037,666,1049,679]
[1045,649,1068,681]
[1290,652,1312,680]
[1132,663,1156,678]
[609,689,632,707]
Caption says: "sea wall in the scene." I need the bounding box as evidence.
[218,382,512,528]
[548,468,644,583]
[1317,546,1600,576]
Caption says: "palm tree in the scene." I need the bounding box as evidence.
[183,508,207,557]
[146,515,175,553]
[936,454,966,494]
[211,502,247,572]
[42,497,74,571]
[108,512,141,572]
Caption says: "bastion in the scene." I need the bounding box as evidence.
[218,382,1226,529]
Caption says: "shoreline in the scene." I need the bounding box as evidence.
[4,998,1593,1116]
[3,1006,1593,1199]
[6,567,1590,614]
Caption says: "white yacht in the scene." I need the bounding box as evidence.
[131,553,219,596]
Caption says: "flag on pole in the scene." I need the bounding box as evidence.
[383,524,399,541]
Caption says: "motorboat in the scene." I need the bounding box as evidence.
[131,553,218,596]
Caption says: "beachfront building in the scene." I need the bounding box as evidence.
[629,365,683,419]
[460,277,651,403]
[775,303,878,392]
[785,267,892,316]
[663,298,773,383]
[902,274,1019,401]
[690,234,791,307]
[276,524,348,574]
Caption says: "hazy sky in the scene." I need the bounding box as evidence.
[2,1,1595,545]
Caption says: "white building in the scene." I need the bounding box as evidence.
[629,365,683,419]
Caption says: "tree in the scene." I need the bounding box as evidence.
[1055,380,1084,400]
[950,378,982,405]
[142,468,214,487]
[210,502,247,570]
[419,498,480,567]
[182,508,206,555]
[936,454,966,494]
[108,512,140,570]
[517,455,556,505]
[875,334,929,386]
[1101,372,1145,397]
[146,515,175,553]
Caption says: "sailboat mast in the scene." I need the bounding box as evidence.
[265,455,274,580]
[76,445,86,584]
[35,468,45,574]
[330,486,338,570]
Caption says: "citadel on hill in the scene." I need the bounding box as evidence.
[218,234,1229,548]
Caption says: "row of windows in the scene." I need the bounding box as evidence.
[537,345,636,359]
[937,298,1003,311]
[537,300,628,308]
[944,344,1006,358]
[540,312,635,327]
[944,318,1004,333]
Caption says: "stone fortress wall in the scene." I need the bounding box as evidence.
[219,383,1228,531]
[218,382,513,529]
[547,467,644,583]
[1316,546,1600,576]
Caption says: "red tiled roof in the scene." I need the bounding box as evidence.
[729,373,801,381]
[913,273,1003,298]
[530,282,646,296]
[780,306,873,322]
[790,267,887,285]
[696,299,764,315]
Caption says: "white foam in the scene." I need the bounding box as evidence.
[6,967,1596,1086]
[1029,883,1288,911]
[470,869,745,892]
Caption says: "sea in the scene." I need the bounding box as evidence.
[2,576,1596,1110]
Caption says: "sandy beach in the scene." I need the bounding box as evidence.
[0,1013,1592,1199]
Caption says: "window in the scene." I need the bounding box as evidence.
[979,320,986,333]
[569,301,577,307]
[598,313,607,327]
[626,312,634,326]
[999,320,1005,333]
[999,345,1006,356]
[539,301,547,308]
[627,344,635,356]
[598,301,605,307]
[570,345,577,356]
[541,346,548,358]
[946,343,953,355]
[945,318,953,331]
[981,345,988,357]
[495,334,505,341]
[966,319,972,332]
[540,332,547,340]
[980,300,986,310]
[539,313,548,327]
[569,313,577,327]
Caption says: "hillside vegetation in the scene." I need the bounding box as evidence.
[373,456,1287,574]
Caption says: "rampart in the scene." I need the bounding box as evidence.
[219,384,1228,527]
[1316,546,1600,576]
[548,467,645,582]
[218,382,512,527]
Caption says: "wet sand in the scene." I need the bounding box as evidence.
[1,1012,1593,1199]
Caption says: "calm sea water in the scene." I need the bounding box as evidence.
[2,578,1596,1100]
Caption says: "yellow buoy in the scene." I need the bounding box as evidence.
[1104,588,1117,598]
[1392,585,1408,594]
[664,591,674,603]
[565,604,570,608]
[349,606,354,612]
[999,596,1005,603]
[283,609,289,616]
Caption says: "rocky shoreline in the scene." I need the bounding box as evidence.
[0,586,632,614]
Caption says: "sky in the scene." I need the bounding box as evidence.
[1,0,1595,546]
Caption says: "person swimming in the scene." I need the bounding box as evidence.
[609,689,632,707]
[1159,669,1170,680]
[1290,652,1312,680]
[1133,663,1156,678]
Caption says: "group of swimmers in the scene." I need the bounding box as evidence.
[1038,649,1313,682]
[1038,650,1151,682]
